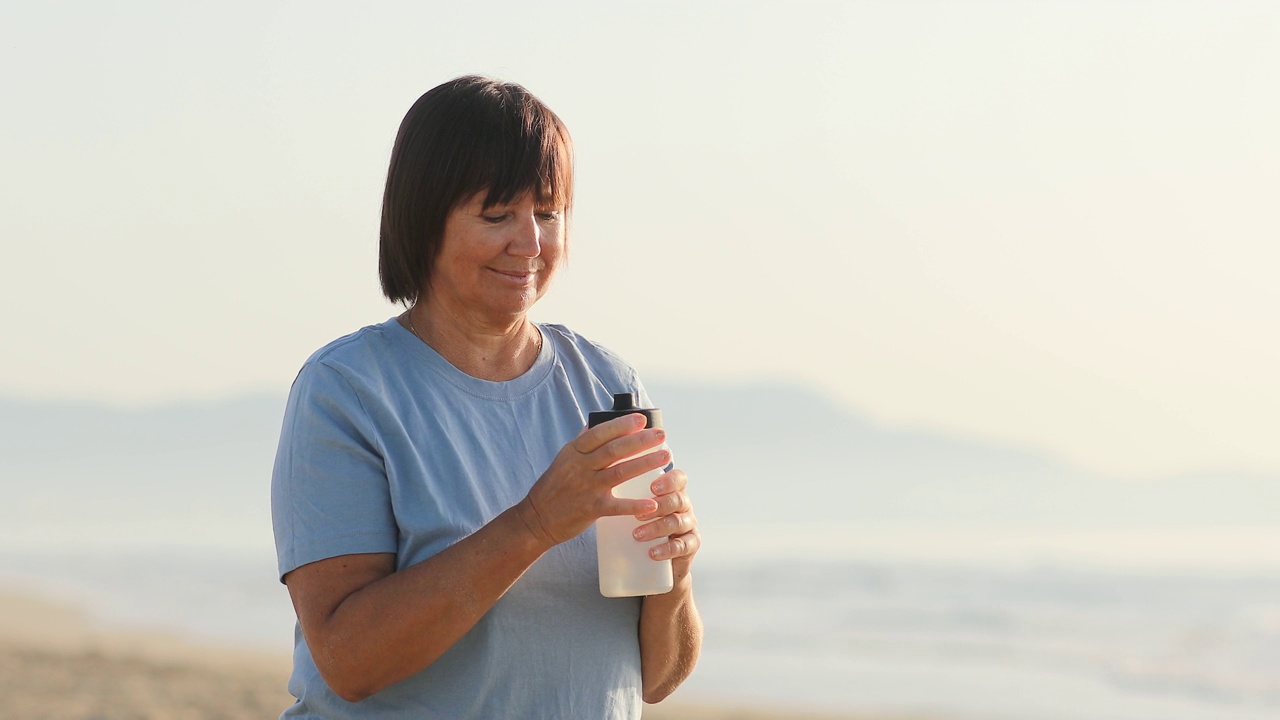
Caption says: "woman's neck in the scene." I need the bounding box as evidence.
[402,303,542,382]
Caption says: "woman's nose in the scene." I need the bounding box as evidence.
[507,213,542,257]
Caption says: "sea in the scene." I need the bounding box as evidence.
[3,526,1280,720]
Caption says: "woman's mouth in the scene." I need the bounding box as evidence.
[491,268,536,282]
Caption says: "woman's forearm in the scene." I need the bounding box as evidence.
[637,573,703,703]
[291,500,552,702]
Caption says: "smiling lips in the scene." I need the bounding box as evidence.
[490,267,539,282]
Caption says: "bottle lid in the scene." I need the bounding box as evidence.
[588,392,663,429]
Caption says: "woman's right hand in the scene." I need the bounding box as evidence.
[516,413,670,548]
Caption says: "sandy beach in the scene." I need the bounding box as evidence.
[0,587,292,719]
[0,586,893,720]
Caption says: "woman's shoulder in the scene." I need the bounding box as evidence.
[540,323,633,366]
[297,318,406,380]
[282,319,419,416]
[539,323,642,386]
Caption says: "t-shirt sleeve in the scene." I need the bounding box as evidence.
[271,361,398,582]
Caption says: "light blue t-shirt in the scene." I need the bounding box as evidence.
[271,318,654,719]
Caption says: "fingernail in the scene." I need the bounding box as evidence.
[654,429,666,441]
[650,547,663,559]
[633,527,646,540]
[652,480,667,494]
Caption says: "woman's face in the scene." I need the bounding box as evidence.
[425,190,566,323]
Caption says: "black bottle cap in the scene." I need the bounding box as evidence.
[588,392,663,429]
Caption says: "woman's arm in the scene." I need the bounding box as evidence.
[285,414,668,702]
[639,574,702,702]
[286,503,543,702]
[632,468,703,702]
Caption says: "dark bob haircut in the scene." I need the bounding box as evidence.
[378,75,574,306]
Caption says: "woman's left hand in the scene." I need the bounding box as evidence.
[632,468,700,580]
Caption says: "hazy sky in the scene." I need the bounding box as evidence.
[2,1,1277,479]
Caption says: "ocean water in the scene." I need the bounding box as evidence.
[3,543,1280,720]
[692,559,1280,720]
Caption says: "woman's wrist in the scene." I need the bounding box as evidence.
[510,497,560,554]
[644,571,694,606]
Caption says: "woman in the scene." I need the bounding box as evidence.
[271,76,702,719]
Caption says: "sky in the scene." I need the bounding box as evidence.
[1,1,1277,480]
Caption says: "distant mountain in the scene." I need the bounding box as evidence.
[2,383,1277,552]
[646,380,1280,529]
[0,395,287,550]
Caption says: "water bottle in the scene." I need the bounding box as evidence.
[590,392,675,597]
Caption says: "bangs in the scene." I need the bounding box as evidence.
[456,84,574,212]
[479,113,573,211]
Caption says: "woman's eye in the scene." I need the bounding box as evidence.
[537,212,561,223]
[482,214,508,224]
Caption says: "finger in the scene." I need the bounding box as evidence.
[632,510,695,542]
[571,413,648,455]
[596,426,666,469]
[649,468,687,497]
[636,489,690,521]
[598,496,658,518]
[602,446,671,487]
[650,529,701,561]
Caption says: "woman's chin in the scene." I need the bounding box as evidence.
[478,296,541,322]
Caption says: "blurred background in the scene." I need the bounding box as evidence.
[2,2,1278,719]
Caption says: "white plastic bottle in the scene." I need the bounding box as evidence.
[590,392,675,598]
